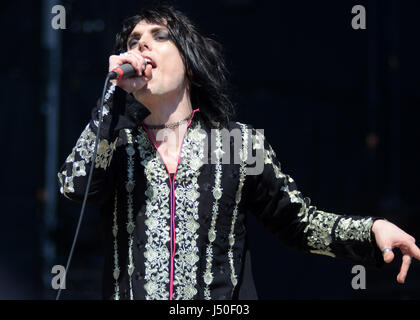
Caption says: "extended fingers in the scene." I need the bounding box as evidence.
[395,238,419,284]
[397,254,411,283]
[400,235,420,260]
[374,223,419,284]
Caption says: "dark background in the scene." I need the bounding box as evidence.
[1,0,419,299]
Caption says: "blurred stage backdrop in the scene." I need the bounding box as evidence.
[1,0,419,299]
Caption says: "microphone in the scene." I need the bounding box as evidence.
[108,58,151,81]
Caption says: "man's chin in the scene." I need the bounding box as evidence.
[134,86,153,97]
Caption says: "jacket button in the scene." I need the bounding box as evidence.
[219,266,225,274]
[135,272,144,280]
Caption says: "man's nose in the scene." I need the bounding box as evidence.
[138,39,151,52]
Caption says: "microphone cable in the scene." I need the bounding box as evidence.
[56,73,113,300]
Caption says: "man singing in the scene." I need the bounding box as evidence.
[58,5,420,300]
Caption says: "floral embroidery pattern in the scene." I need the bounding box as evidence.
[172,121,206,300]
[266,146,339,256]
[112,191,120,300]
[58,124,117,195]
[137,129,171,300]
[93,82,114,127]
[228,123,248,291]
[125,130,136,300]
[252,129,342,257]
[104,82,116,104]
[65,83,116,190]
[204,127,223,300]
[304,210,340,257]
[335,217,373,242]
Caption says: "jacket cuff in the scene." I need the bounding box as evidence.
[330,216,385,269]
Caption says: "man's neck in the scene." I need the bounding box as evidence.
[135,89,193,127]
[133,88,194,146]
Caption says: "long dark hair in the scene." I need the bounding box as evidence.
[113,5,235,126]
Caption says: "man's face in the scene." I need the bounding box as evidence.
[126,20,187,99]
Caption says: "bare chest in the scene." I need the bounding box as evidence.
[156,142,181,174]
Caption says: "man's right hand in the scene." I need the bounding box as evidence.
[108,51,153,93]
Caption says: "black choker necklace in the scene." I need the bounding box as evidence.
[143,111,194,130]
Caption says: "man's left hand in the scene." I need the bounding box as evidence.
[371,219,420,283]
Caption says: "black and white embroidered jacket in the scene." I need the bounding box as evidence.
[58,83,383,300]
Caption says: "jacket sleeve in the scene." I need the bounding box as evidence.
[57,82,150,205]
[242,127,384,268]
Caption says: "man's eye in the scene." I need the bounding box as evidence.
[154,32,169,41]
[128,39,138,48]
